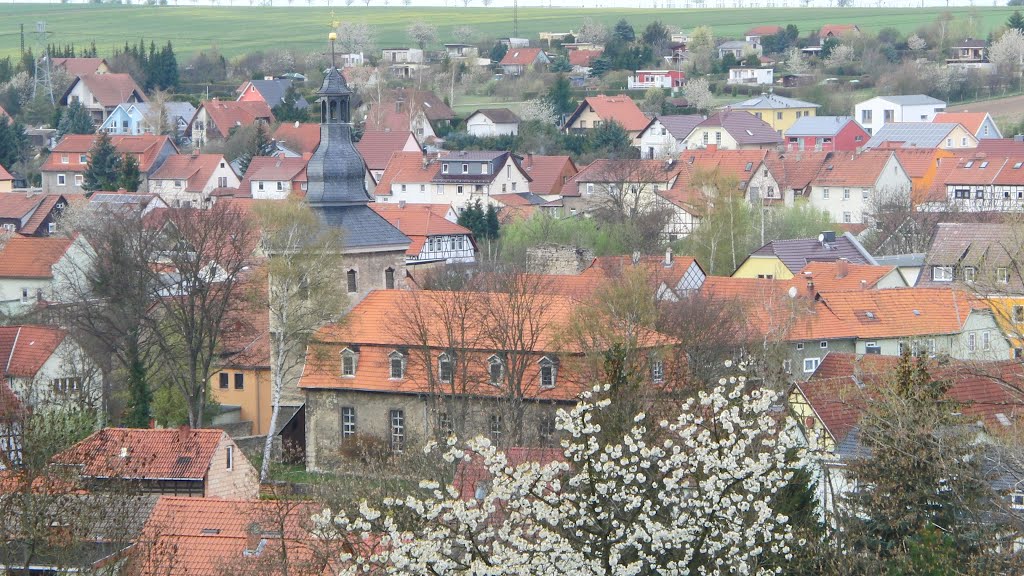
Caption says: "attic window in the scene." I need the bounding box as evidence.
[980,161,989,168]
[1015,162,1022,169]
[201,528,221,535]
[864,311,875,319]
[176,456,192,466]
[744,162,753,171]
[913,309,920,315]
[965,161,974,168]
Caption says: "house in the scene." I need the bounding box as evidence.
[722,93,820,135]
[683,110,783,150]
[717,40,760,59]
[0,164,12,193]
[98,101,197,138]
[791,353,1024,512]
[364,89,457,141]
[465,109,521,138]
[891,148,954,204]
[357,130,421,184]
[128,496,330,576]
[340,52,364,67]
[519,153,578,198]
[237,155,307,200]
[0,235,93,313]
[745,25,783,45]
[88,191,168,217]
[796,259,907,291]
[946,38,989,66]
[854,95,947,136]
[727,67,773,86]
[370,203,477,265]
[0,192,74,236]
[381,47,425,64]
[752,149,834,206]
[0,381,26,468]
[864,122,978,150]
[187,100,275,146]
[148,153,239,207]
[819,24,861,38]
[53,427,258,498]
[636,115,705,159]
[499,47,549,76]
[430,150,532,207]
[808,150,912,225]
[444,43,479,60]
[732,231,876,279]
[626,69,685,90]
[785,116,868,153]
[0,324,101,415]
[933,111,1002,139]
[236,77,309,110]
[491,192,550,221]
[568,49,603,75]
[500,37,531,49]
[59,73,147,124]
[51,57,110,76]
[272,121,321,155]
[41,134,177,195]
[298,289,675,470]
[564,95,650,141]
[373,151,439,205]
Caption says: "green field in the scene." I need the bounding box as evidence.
[0,4,1018,60]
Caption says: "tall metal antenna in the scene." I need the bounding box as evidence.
[513,0,518,37]
[32,21,54,105]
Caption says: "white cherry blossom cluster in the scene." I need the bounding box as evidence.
[316,364,809,575]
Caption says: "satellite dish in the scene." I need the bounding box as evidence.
[788,286,798,299]
[817,233,825,243]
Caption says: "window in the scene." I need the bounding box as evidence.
[782,359,792,373]
[715,131,722,145]
[843,212,851,224]
[586,183,594,195]
[843,188,850,200]
[219,372,229,389]
[998,267,1010,283]
[796,342,804,351]
[342,407,356,438]
[820,341,828,349]
[481,163,488,174]
[19,288,29,304]
[57,174,66,186]
[74,175,84,186]
[52,378,82,393]
[341,349,357,377]
[928,338,936,355]
[968,332,977,353]
[234,373,244,390]
[60,154,68,164]
[961,137,968,147]
[862,189,869,200]
[438,353,453,384]
[461,163,468,172]
[489,414,503,442]
[442,163,449,174]
[226,446,234,471]
[346,269,357,293]
[438,412,454,437]
[258,181,265,191]
[1012,492,1024,510]
[539,357,556,388]
[457,185,464,194]
[803,357,820,373]
[390,409,405,452]
[276,181,284,191]
[389,351,405,379]
[946,138,952,147]
[1014,305,1024,324]
[539,415,556,446]
[964,266,977,283]
[822,188,830,199]
[861,109,872,123]
[175,180,183,188]
[651,358,664,383]
[488,355,503,386]
[932,266,954,282]
[385,267,396,290]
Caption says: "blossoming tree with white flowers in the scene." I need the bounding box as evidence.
[317,364,809,576]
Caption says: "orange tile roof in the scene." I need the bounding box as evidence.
[44,135,176,172]
[804,288,986,340]
[54,428,226,480]
[150,154,230,193]
[681,148,770,186]
[272,122,320,155]
[0,193,45,221]
[573,95,650,132]
[500,47,545,66]
[237,155,308,196]
[519,154,577,196]
[370,203,474,256]
[0,163,12,180]
[762,150,832,192]
[131,496,331,576]
[357,130,418,171]
[63,73,146,108]
[0,235,74,278]
[568,49,603,67]
[198,100,274,139]
[811,149,896,188]
[374,151,441,195]
[819,24,859,37]
[933,112,988,135]
[0,325,67,378]
[51,57,107,76]
[21,194,72,235]
[796,261,898,291]
[892,148,942,180]
[746,25,783,36]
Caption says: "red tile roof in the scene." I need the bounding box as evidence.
[22,194,74,235]
[356,130,419,171]
[796,261,899,291]
[819,24,859,37]
[0,164,12,181]
[54,428,226,480]
[571,95,650,132]
[64,73,146,108]
[198,100,274,139]
[374,151,441,195]
[150,154,230,193]
[0,193,46,221]
[0,235,75,278]
[568,49,603,67]
[370,203,474,256]
[762,150,832,192]
[520,154,577,196]
[44,134,176,173]
[237,155,308,196]
[933,112,988,135]
[811,150,897,188]
[272,122,320,155]
[500,47,545,66]
[51,57,107,76]
[746,25,783,36]
[0,325,67,378]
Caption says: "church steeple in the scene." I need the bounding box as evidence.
[319,31,351,125]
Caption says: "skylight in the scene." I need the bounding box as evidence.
[980,161,989,168]
[965,161,974,168]
[1014,162,1022,169]
[745,129,753,136]
[745,162,753,171]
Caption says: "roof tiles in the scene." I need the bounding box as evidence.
[55,428,225,480]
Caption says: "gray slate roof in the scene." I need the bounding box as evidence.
[132,101,197,124]
[316,205,410,251]
[786,115,856,137]
[750,231,875,274]
[873,94,946,106]
[698,111,783,145]
[656,115,706,140]
[725,93,821,110]
[864,122,960,149]
[470,108,520,124]
[249,78,310,109]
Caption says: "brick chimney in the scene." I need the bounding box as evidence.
[804,271,814,296]
[706,143,718,152]
[664,247,673,268]
[178,424,190,443]
[836,258,849,279]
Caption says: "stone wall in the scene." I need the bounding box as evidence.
[342,248,408,309]
[204,435,260,499]
[525,243,595,275]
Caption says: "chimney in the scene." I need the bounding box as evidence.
[178,424,190,443]
[664,247,673,267]
[706,143,718,152]
[836,258,849,279]
[860,279,867,290]
[293,120,300,128]
[398,200,406,208]
[804,271,814,296]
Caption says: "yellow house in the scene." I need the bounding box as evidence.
[723,93,820,135]
[210,309,274,436]
[732,232,874,279]
[983,296,1024,358]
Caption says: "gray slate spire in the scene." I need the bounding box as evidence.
[305,67,368,206]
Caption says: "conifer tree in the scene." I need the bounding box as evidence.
[56,100,95,140]
[82,131,122,193]
[118,154,141,192]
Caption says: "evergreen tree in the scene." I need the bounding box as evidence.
[1010,10,1024,32]
[589,57,611,77]
[118,153,141,192]
[613,18,635,42]
[456,199,488,240]
[586,119,633,157]
[548,55,572,73]
[483,203,500,240]
[82,131,122,193]
[546,74,576,116]
[641,20,669,46]
[272,85,308,123]
[161,42,179,90]
[236,124,274,175]
[55,100,95,140]
[489,42,508,65]
[0,121,29,171]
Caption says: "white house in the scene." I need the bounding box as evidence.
[635,115,705,159]
[0,235,93,315]
[381,48,424,64]
[626,70,686,90]
[853,95,947,136]
[375,151,532,210]
[370,203,478,265]
[465,109,521,138]
[727,68,774,86]
[148,153,240,208]
[240,156,308,200]
[0,325,102,415]
[808,150,912,225]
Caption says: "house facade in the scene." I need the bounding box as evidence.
[41,134,177,195]
[727,68,773,86]
[499,47,549,76]
[148,153,239,207]
[636,115,706,159]
[98,102,197,137]
[854,95,947,135]
[465,108,521,138]
[627,69,686,90]
[371,203,478,265]
[683,111,784,150]
[564,95,650,141]
[59,73,147,124]
[722,93,820,135]
[784,116,868,152]
[0,325,102,415]
[0,235,93,314]
[808,150,912,224]
[187,100,275,146]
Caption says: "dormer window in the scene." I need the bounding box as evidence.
[488,355,503,386]
[389,351,405,379]
[461,163,468,173]
[438,353,453,384]
[341,348,358,377]
[481,163,488,174]
[998,267,1010,283]
[539,357,557,389]
[442,163,449,174]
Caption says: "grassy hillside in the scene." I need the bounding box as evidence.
[0,4,1017,60]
